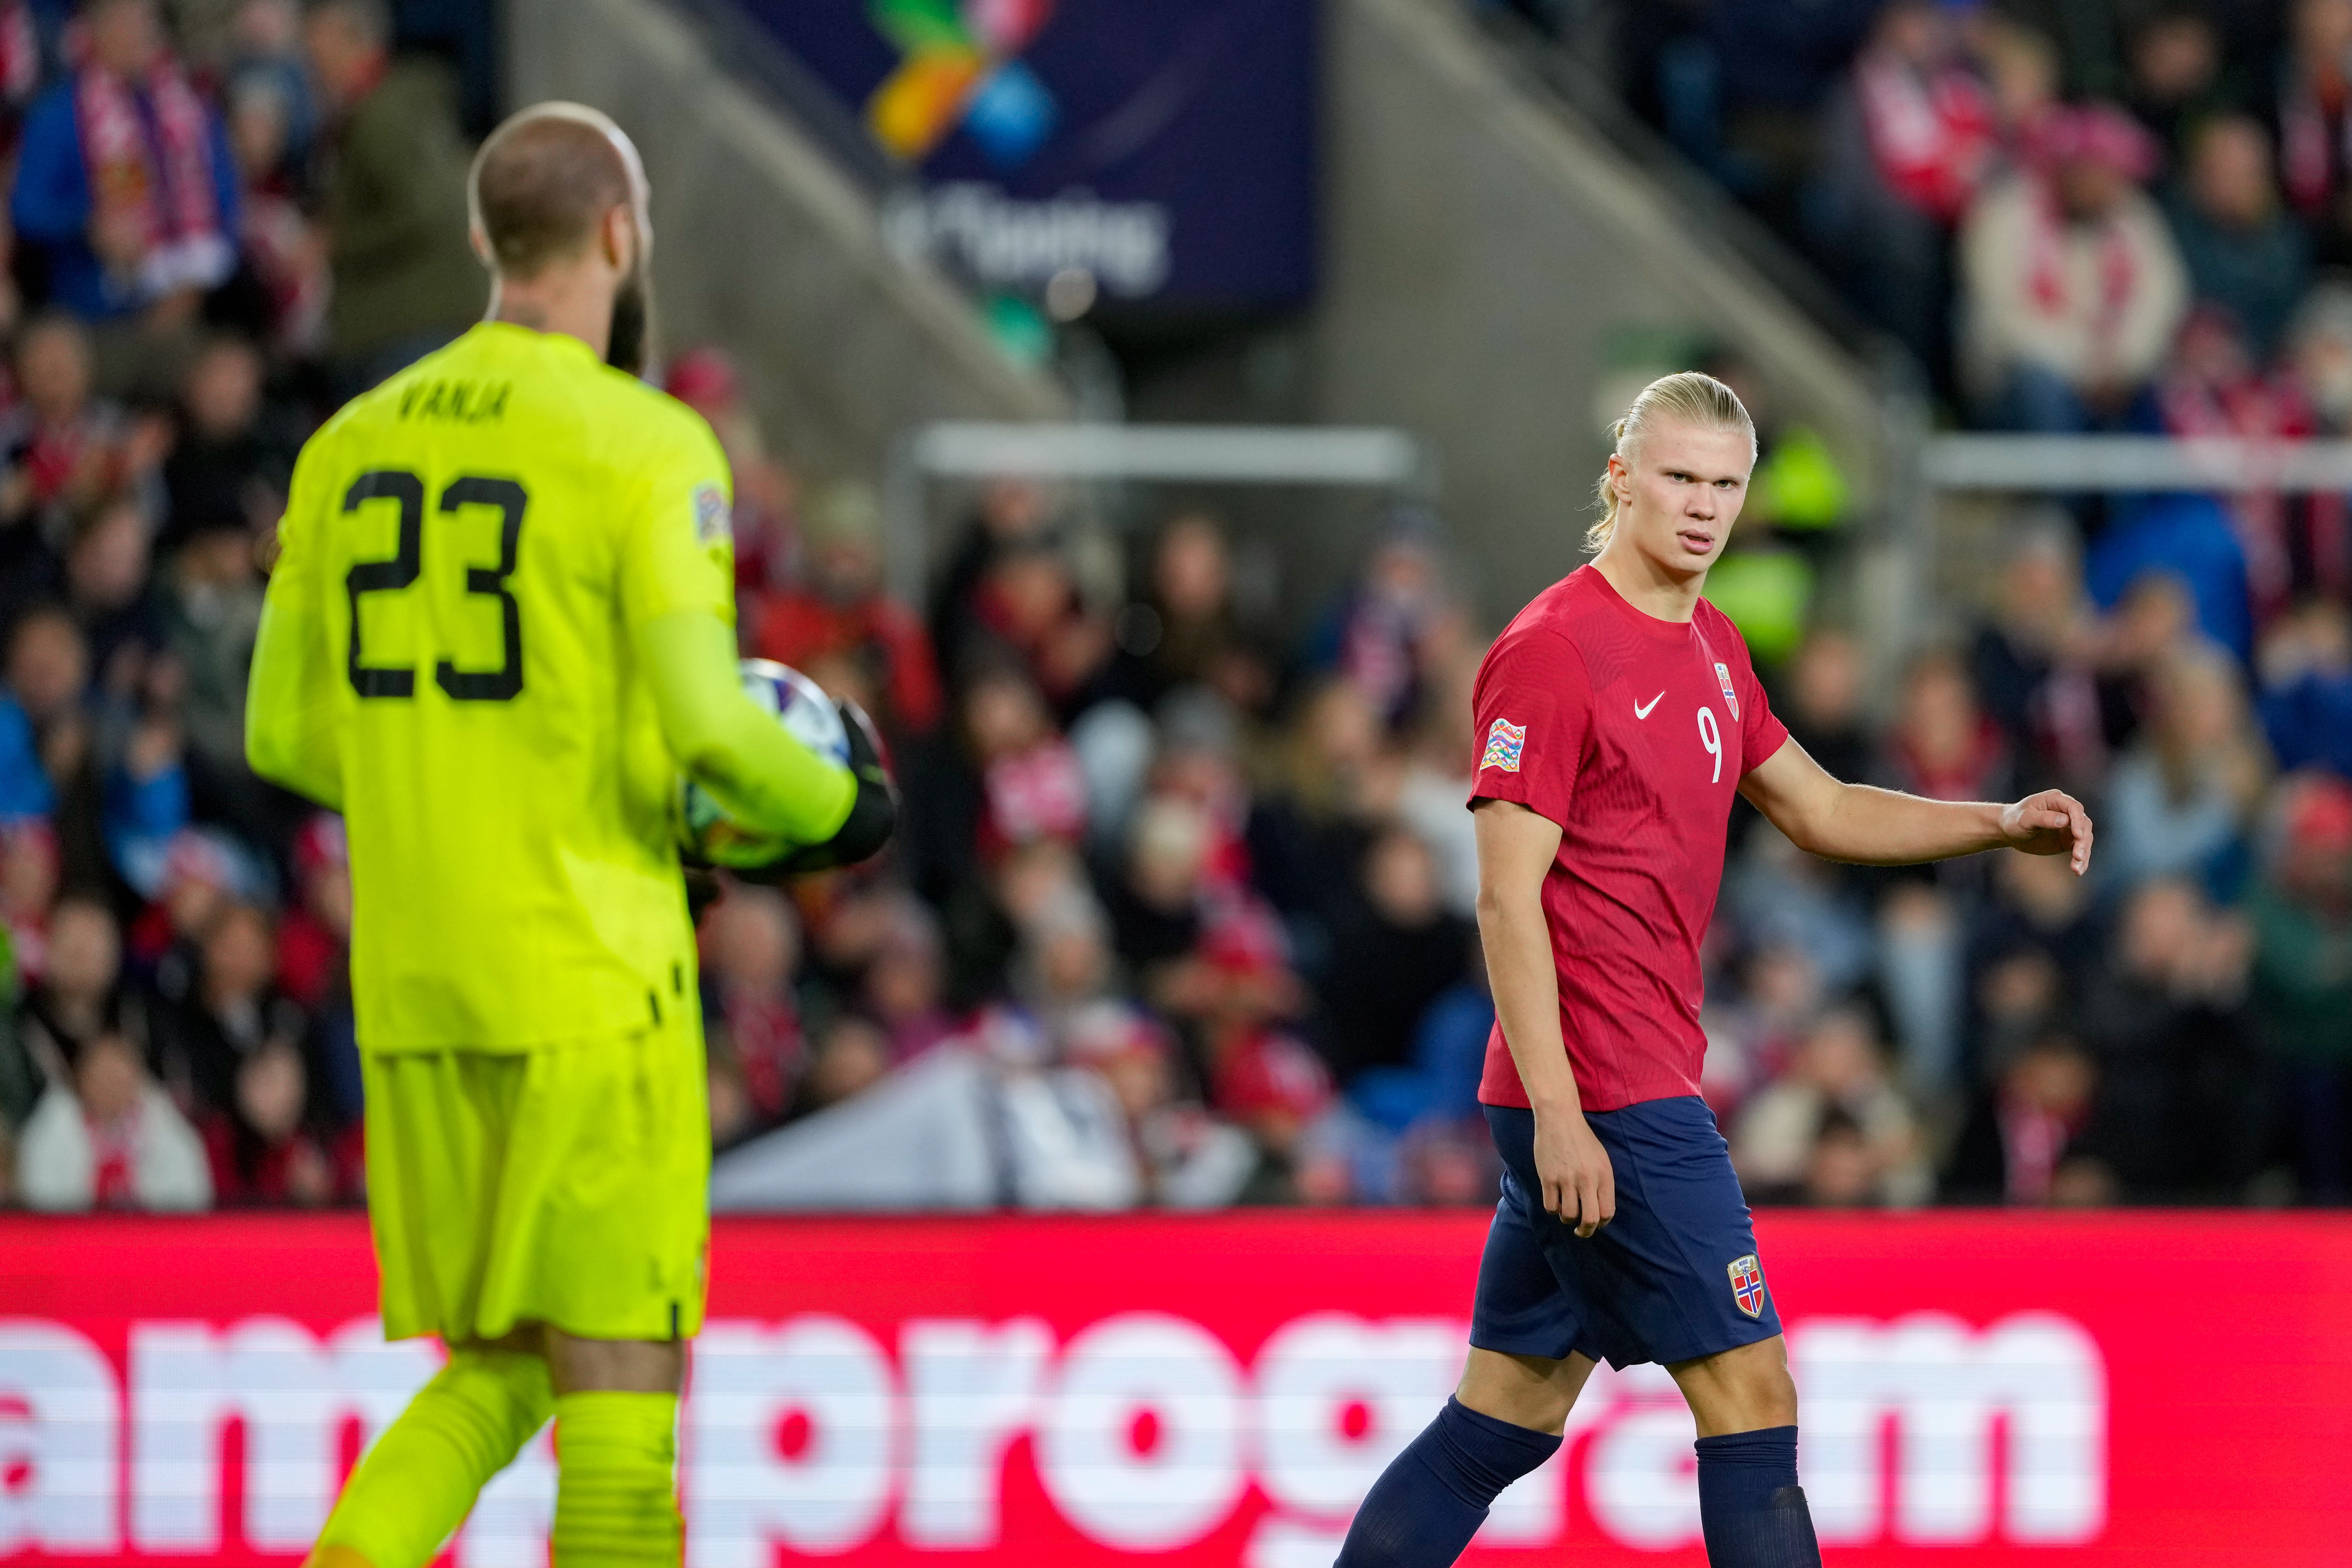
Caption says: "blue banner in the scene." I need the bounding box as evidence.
[733,0,1317,310]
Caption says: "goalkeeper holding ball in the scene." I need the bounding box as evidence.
[245,102,891,1568]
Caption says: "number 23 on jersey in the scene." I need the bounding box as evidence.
[341,468,530,703]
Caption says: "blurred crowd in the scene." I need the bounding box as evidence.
[4,0,2347,1219]
[1539,0,2352,1207]
[0,0,515,1214]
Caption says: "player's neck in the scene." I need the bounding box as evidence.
[1591,543,1705,623]
[485,270,613,363]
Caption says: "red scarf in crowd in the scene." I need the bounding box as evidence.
[2159,358,2352,619]
[1855,47,1994,224]
[2022,184,2139,347]
[74,56,232,302]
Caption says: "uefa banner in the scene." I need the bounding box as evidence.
[2,1212,2348,1566]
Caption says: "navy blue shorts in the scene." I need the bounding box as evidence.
[1470,1097,1781,1370]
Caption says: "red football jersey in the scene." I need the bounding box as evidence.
[1468,565,1789,1111]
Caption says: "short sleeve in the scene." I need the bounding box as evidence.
[1466,625,1591,829]
[1736,643,1789,777]
[617,407,735,631]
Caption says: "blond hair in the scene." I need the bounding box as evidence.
[1588,372,1756,553]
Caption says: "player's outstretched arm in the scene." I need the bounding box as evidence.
[1474,798,1616,1237]
[1738,736,2094,875]
[636,608,861,845]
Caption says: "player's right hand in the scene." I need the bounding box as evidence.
[1534,1108,1615,1237]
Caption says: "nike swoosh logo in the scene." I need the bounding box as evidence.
[1634,692,1663,719]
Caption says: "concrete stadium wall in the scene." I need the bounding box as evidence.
[503,0,1064,492]
[1305,0,1905,633]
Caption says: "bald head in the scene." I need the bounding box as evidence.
[468,106,643,281]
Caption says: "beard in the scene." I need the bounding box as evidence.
[607,264,653,376]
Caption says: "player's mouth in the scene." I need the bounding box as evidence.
[1676,527,1717,554]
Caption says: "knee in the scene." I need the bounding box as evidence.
[548,1332,687,1396]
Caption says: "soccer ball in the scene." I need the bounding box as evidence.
[677,660,851,868]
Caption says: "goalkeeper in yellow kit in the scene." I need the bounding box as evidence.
[245,103,891,1567]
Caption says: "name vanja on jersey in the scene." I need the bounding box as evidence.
[263,322,734,1051]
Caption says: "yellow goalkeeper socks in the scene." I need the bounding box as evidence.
[311,1347,553,1568]
[551,1391,684,1567]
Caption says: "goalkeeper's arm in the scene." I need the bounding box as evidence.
[635,610,893,865]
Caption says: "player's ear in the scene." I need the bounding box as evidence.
[468,221,494,270]
[603,204,635,272]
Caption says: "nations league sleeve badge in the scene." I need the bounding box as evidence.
[1480,718,1526,772]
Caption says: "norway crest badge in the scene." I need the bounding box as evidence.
[1727,1253,1767,1319]
[1481,718,1526,772]
[1713,661,1739,722]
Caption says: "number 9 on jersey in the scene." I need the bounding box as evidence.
[676,660,851,867]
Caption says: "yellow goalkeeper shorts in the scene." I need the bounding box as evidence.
[360,1010,710,1346]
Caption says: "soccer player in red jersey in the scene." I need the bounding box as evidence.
[1334,373,2093,1568]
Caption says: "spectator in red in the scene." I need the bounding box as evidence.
[2157,306,2319,622]
[1814,0,1994,382]
[16,1024,209,1210]
[0,316,143,564]
[752,479,943,738]
[701,885,804,1128]
[2279,0,2352,266]
[929,476,1053,664]
[1212,1018,1337,1205]
[966,529,1111,715]
[127,826,240,977]
[962,662,1085,864]
[1943,1031,2116,1204]
[201,1035,358,1206]
[8,0,240,394]
[0,816,57,982]
[1960,103,2188,430]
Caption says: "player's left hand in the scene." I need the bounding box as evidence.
[1999,788,2094,875]
[741,698,898,881]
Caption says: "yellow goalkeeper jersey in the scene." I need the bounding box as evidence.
[251,322,735,1052]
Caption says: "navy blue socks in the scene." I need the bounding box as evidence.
[1694,1425,1822,1568]
[1334,1397,1562,1568]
